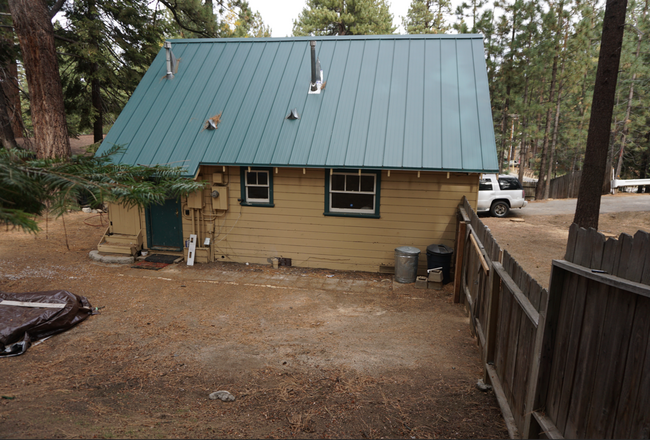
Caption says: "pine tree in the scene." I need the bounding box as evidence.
[292,0,395,36]
[403,0,452,34]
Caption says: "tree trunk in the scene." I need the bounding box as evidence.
[8,0,70,159]
[535,59,557,200]
[2,63,24,138]
[0,86,17,149]
[518,73,529,183]
[573,0,628,230]
[92,74,103,143]
[545,77,564,199]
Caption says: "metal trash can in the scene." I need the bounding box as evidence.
[394,246,421,283]
[426,244,454,284]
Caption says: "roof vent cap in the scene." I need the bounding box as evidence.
[286,108,299,120]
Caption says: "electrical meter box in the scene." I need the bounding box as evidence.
[211,186,228,211]
[187,191,203,209]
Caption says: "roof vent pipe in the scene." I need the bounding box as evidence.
[310,41,317,91]
[164,41,174,80]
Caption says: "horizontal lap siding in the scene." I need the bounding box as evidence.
[183,167,478,272]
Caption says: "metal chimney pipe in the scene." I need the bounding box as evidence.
[310,41,317,91]
[164,41,174,80]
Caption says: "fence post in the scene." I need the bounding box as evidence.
[523,286,550,439]
[483,256,501,383]
[454,220,467,303]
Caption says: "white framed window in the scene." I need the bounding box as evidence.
[325,170,380,217]
[240,168,273,206]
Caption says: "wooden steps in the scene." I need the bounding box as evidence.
[97,228,143,256]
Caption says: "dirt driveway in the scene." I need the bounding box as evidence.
[0,212,507,439]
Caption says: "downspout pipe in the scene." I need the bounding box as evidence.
[310,41,317,91]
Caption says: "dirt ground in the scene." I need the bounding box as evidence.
[0,212,508,439]
[481,205,650,288]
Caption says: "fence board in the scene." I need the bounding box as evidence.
[630,332,650,439]
[574,227,592,267]
[495,273,514,389]
[614,233,634,278]
[565,223,579,262]
[584,287,636,438]
[563,279,609,439]
[613,295,650,438]
[602,238,619,275]
[554,272,589,434]
[641,243,650,285]
[626,231,649,282]
[545,260,582,425]
[589,230,606,270]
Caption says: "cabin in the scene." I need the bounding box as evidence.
[95,34,498,273]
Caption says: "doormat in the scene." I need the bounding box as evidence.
[131,261,169,271]
[144,254,180,264]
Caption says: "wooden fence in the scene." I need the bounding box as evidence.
[548,171,582,199]
[532,224,650,438]
[455,197,650,438]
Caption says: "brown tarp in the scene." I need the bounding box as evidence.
[0,290,94,357]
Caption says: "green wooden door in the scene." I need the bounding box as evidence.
[146,198,183,251]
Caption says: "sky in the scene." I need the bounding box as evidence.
[245,0,413,37]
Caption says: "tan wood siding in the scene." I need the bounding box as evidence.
[174,167,479,273]
[107,202,142,236]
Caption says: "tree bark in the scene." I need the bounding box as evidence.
[8,0,70,159]
[573,0,628,229]
[545,76,564,199]
[0,85,17,148]
[92,74,103,143]
[3,62,24,138]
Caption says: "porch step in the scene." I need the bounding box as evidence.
[97,231,142,256]
[97,241,138,256]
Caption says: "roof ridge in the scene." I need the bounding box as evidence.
[167,34,485,44]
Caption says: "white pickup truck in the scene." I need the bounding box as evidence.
[477,174,528,217]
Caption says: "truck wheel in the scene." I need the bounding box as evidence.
[490,201,509,217]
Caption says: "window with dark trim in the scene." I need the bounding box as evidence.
[324,169,380,218]
[240,167,274,207]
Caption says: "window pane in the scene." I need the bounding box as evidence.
[498,178,522,190]
[346,175,360,192]
[332,193,374,210]
[248,186,268,200]
[479,179,493,191]
[360,175,374,192]
[246,171,257,185]
[257,171,268,186]
[331,174,345,191]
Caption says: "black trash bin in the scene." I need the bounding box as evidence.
[426,244,454,284]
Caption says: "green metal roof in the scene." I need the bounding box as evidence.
[97,35,498,177]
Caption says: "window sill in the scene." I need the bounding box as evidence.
[240,202,275,208]
[323,211,380,219]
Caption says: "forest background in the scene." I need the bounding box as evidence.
[1,0,648,203]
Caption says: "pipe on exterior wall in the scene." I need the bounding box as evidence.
[191,208,196,236]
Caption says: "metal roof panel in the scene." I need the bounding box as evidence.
[97,35,498,175]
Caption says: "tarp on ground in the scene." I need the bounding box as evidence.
[0,290,94,357]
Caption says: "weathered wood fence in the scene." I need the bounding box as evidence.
[455,197,650,438]
[548,171,582,199]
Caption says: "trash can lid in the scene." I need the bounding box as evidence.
[395,246,421,255]
[426,244,453,255]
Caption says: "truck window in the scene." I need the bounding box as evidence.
[479,179,493,191]
[498,177,522,190]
